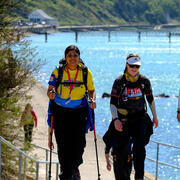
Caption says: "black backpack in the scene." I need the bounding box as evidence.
[56,58,88,92]
[118,74,145,96]
[117,74,147,111]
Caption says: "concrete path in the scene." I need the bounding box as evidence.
[28,81,159,180]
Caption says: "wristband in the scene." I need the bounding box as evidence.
[48,89,56,93]
[113,118,119,121]
[89,98,96,103]
[105,147,110,154]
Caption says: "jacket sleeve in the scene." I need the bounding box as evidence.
[103,121,116,153]
[110,79,120,106]
[110,78,122,120]
[144,78,153,104]
[144,78,157,118]
[31,110,37,127]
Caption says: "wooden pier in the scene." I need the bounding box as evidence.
[18,23,180,34]
[17,24,180,43]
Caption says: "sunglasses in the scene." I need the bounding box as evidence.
[128,64,140,69]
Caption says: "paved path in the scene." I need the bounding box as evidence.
[29,81,159,180]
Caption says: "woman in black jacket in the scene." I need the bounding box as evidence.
[109,53,158,180]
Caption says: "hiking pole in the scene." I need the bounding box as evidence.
[49,100,54,180]
[91,109,101,180]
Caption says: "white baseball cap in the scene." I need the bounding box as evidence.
[126,56,141,66]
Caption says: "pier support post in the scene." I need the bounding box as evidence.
[108,31,111,42]
[138,31,141,42]
[45,31,48,43]
[75,31,78,42]
[168,32,171,43]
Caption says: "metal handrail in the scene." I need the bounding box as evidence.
[0,136,180,180]
[146,157,180,170]
[146,139,180,180]
[108,138,180,180]
[0,136,59,180]
[150,139,180,149]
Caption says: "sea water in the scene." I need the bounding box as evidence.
[26,30,180,180]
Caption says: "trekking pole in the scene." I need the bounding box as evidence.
[91,109,101,180]
[49,100,54,180]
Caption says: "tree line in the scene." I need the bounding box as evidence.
[16,0,180,25]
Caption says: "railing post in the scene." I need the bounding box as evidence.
[0,137,2,180]
[56,163,59,180]
[155,143,160,180]
[18,152,22,180]
[46,149,48,179]
[36,162,39,180]
[23,156,27,180]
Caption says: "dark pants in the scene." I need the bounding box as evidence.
[113,143,133,180]
[24,124,33,143]
[113,156,132,180]
[53,104,87,179]
[115,115,149,179]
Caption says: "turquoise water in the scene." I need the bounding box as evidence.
[26,31,180,180]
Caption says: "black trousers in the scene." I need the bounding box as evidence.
[53,104,87,178]
[113,156,132,180]
[114,114,149,180]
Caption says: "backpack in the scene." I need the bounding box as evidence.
[118,74,145,95]
[117,74,147,111]
[56,58,88,92]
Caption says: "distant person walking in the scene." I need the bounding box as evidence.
[20,103,37,143]
[108,53,158,180]
[177,89,180,123]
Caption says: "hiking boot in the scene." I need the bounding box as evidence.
[72,168,81,180]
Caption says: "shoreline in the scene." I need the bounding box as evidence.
[27,80,160,180]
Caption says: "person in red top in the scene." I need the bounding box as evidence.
[20,103,37,143]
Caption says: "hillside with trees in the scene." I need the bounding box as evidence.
[0,0,43,178]
[17,0,180,25]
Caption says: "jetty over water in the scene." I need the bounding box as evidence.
[18,24,180,43]
[56,24,155,32]
[18,24,180,34]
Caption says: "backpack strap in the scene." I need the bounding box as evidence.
[81,64,88,91]
[119,74,145,95]
[138,74,147,112]
[117,74,127,96]
[56,64,88,93]
[55,64,64,92]
[118,74,147,112]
